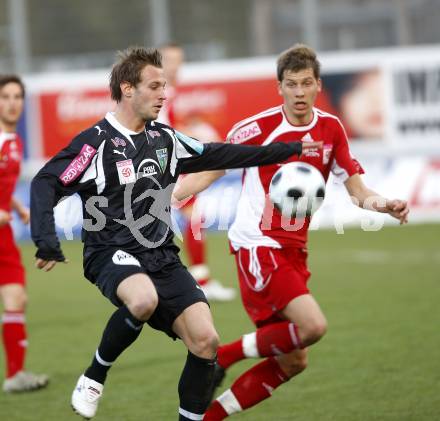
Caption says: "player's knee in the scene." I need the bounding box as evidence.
[302,318,327,345]
[126,294,158,321]
[4,288,27,311]
[17,291,28,310]
[191,329,219,358]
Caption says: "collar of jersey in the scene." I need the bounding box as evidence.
[105,112,139,149]
[281,106,318,131]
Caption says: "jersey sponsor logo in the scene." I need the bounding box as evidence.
[155,148,168,173]
[230,121,262,144]
[323,144,333,164]
[116,159,136,184]
[60,144,97,186]
[301,133,321,157]
[137,158,160,178]
[111,137,126,148]
[112,250,141,267]
[142,165,157,177]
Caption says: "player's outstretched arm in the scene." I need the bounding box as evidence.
[179,140,322,174]
[344,173,409,224]
[173,170,226,202]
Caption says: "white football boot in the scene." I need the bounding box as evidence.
[3,371,49,393]
[71,374,104,419]
[201,280,236,302]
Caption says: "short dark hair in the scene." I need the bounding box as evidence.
[277,44,321,82]
[109,46,162,102]
[0,74,25,97]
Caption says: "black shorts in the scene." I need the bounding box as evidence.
[83,244,208,339]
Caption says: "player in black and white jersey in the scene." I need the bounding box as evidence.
[30,46,320,420]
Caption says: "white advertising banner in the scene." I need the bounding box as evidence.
[389,56,440,145]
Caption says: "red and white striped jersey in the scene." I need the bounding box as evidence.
[227,105,363,250]
[0,131,22,212]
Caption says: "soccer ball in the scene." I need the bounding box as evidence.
[269,162,326,217]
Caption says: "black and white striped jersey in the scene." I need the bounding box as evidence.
[31,112,302,260]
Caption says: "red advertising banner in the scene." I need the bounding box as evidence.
[39,89,114,157]
[172,77,334,140]
[37,71,378,158]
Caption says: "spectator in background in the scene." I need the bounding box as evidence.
[0,75,49,393]
[160,43,236,301]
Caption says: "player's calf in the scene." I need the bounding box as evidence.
[178,351,217,420]
[204,357,289,420]
[275,349,308,378]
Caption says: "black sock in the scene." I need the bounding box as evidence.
[84,306,144,384]
[178,351,217,420]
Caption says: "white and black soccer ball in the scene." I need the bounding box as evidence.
[269,162,326,217]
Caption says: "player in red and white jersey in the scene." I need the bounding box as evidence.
[0,75,49,393]
[160,43,236,301]
[174,44,409,420]
[227,103,363,251]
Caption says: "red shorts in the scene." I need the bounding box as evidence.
[0,224,25,286]
[234,246,310,327]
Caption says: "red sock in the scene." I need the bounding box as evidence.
[256,321,303,356]
[185,219,205,265]
[218,321,302,370]
[203,400,228,421]
[185,221,209,285]
[2,311,27,378]
[232,357,287,409]
[204,358,287,420]
[217,341,245,369]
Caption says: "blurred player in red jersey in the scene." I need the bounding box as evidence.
[0,75,49,393]
[174,44,409,419]
[160,43,236,301]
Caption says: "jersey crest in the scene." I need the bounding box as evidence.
[155,148,168,173]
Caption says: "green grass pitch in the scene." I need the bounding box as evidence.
[1,224,439,420]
